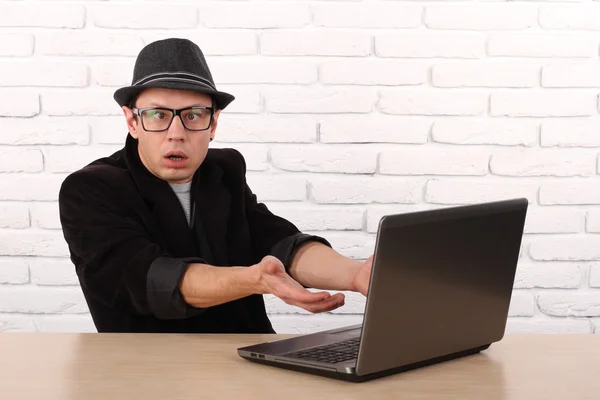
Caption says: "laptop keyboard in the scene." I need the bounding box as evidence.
[285,337,360,364]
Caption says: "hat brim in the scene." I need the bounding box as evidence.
[114,80,235,110]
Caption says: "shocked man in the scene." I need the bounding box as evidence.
[58,38,373,333]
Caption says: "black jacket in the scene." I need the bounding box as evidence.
[58,134,330,333]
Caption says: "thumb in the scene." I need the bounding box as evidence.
[260,255,284,274]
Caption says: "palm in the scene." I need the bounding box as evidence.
[258,256,345,313]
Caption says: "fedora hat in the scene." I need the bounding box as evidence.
[114,38,235,110]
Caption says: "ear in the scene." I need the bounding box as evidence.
[210,109,221,141]
[122,106,139,139]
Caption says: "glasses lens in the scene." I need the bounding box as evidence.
[181,107,212,130]
[141,108,173,131]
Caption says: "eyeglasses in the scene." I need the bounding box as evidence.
[131,106,214,132]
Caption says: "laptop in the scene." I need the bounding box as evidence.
[238,198,528,382]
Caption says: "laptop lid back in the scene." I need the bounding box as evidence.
[356,198,528,377]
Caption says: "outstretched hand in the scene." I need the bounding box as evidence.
[256,256,345,313]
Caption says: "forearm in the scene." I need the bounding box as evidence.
[179,263,261,308]
[289,242,362,291]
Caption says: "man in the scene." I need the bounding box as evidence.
[58,38,373,334]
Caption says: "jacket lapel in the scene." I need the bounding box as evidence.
[193,155,230,265]
[123,135,198,257]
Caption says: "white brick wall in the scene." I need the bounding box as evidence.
[1,0,598,336]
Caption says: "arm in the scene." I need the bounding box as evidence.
[288,241,362,292]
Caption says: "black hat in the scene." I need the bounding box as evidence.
[114,38,235,110]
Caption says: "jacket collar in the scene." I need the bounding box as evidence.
[123,134,230,263]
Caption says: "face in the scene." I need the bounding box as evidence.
[123,88,221,184]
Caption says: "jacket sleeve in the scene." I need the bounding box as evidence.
[232,150,332,272]
[58,171,205,320]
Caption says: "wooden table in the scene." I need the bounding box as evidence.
[0,333,598,399]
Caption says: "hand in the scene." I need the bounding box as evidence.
[256,255,345,313]
[351,254,373,296]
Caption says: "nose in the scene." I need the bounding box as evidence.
[166,114,186,141]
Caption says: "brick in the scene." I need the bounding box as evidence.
[215,115,316,143]
[43,145,121,173]
[433,62,539,88]
[591,265,600,287]
[209,144,268,171]
[376,33,485,58]
[366,204,432,233]
[0,258,29,284]
[380,148,489,176]
[506,318,591,334]
[514,262,583,289]
[0,91,38,117]
[0,149,42,173]
[264,203,364,231]
[0,62,88,88]
[91,5,197,29]
[246,174,306,201]
[33,315,96,333]
[42,91,122,116]
[0,4,84,28]
[488,34,597,58]
[29,202,61,230]
[426,5,537,30]
[271,146,377,174]
[426,180,538,205]
[491,91,596,117]
[530,236,600,261]
[28,258,78,286]
[540,182,600,205]
[0,230,69,257]
[508,291,535,317]
[585,211,600,233]
[264,87,375,114]
[541,120,600,147]
[0,174,66,201]
[319,115,430,144]
[313,3,421,28]
[144,32,258,56]
[432,119,538,146]
[0,118,89,145]
[89,117,129,145]
[261,31,371,56]
[217,86,261,114]
[200,3,309,28]
[0,34,33,57]
[269,314,364,334]
[0,315,36,332]
[210,59,317,85]
[94,61,135,87]
[37,33,144,56]
[539,293,600,317]
[540,6,600,30]
[542,63,600,88]
[490,149,596,177]
[0,204,29,229]
[379,90,487,116]
[310,176,422,204]
[525,207,585,234]
[0,287,87,314]
[321,60,426,86]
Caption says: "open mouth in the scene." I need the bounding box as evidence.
[167,155,185,161]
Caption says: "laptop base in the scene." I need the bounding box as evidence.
[240,343,491,383]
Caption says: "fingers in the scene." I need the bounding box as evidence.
[293,293,345,314]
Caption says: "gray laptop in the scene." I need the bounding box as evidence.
[238,198,528,382]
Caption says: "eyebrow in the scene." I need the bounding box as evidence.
[145,103,211,108]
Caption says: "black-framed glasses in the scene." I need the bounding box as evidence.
[131,106,214,132]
